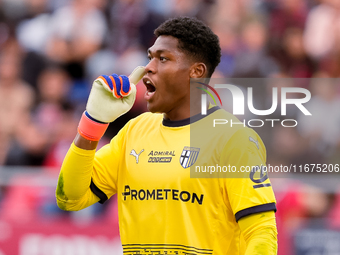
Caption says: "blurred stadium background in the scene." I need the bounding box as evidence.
[0,0,340,254]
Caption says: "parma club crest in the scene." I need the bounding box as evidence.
[180,146,200,168]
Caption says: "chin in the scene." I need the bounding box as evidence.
[146,103,157,113]
[147,103,163,114]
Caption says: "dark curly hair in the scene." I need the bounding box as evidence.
[154,16,221,78]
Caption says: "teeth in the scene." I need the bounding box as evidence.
[146,80,151,84]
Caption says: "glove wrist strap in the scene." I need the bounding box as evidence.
[78,111,109,141]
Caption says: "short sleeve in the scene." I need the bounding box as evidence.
[220,128,276,222]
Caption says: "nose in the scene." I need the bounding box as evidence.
[145,59,156,74]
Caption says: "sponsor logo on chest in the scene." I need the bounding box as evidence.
[129,147,201,168]
[148,150,175,163]
[122,185,204,205]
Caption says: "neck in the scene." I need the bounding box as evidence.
[163,97,203,121]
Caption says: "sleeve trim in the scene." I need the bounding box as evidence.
[90,179,108,204]
[235,202,277,222]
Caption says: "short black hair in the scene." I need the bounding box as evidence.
[154,16,221,78]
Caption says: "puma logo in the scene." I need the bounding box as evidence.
[130,149,144,164]
[249,136,259,149]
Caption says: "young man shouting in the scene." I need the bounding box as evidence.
[56,16,277,255]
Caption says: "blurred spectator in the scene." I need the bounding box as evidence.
[85,49,118,82]
[268,0,307,47]
[15,0,53,89]
[26,0,50,16]
[297,75,340,159]
[318,51,340,78]
[16,0,51,54]
[303,0,340,60]
[47,0,73,11]
[0,7,10,49]
[210,0,248,28]
[45,0,107,79]
[274,27,316,78]
[109,0,146,54]
[138,8,166,52]
[4,65,73,166]
[34,66,72,137]
[268,125,309,166]
[43,104,80,168]
[213,22,238,77]
[169,0,215,22]
[232,17,279,77]
[0,38,34,165]
[329,189,340,229]
[4,120,49,166]
[145,0,175,17]
[0,0,27,25]
[114,46,148,75]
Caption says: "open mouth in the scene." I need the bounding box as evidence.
[143,78,156,92]
[143,78,156,101]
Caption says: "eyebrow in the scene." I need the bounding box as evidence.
[147,49,172,55]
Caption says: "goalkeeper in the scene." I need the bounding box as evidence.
[56,16,278,255]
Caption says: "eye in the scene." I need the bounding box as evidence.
[160,56,167,62]
[147,56,152,61]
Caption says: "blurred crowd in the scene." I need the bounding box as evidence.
[0,0,340,254]
[0,0,340,167]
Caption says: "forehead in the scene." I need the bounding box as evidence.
[148,35,182,55]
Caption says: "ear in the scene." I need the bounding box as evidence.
[190,63,207,78]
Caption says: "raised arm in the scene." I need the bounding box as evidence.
[56,67,145,211]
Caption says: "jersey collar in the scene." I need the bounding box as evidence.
[162,106,220,127]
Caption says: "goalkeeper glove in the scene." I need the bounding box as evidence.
[78,66,145,141]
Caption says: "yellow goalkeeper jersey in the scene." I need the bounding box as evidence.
[87,106,276,255]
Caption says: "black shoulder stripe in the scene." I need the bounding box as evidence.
[90,179,108,204]
[235,202,277,222]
